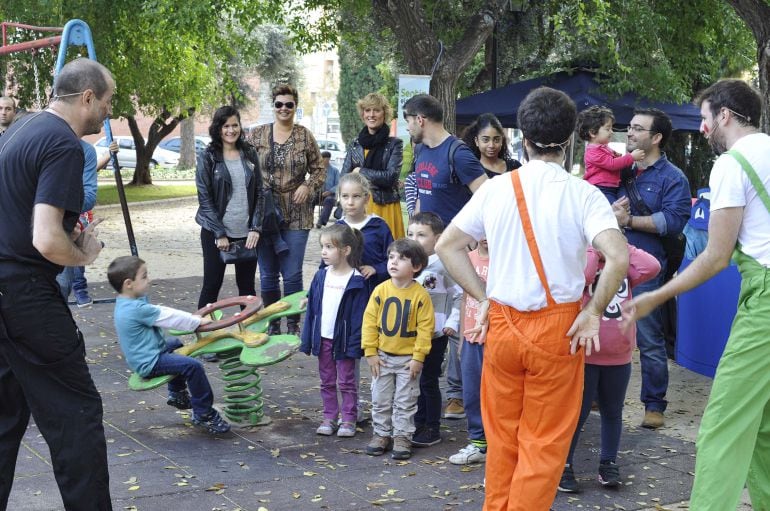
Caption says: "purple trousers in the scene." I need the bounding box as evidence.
[318,337,358,423]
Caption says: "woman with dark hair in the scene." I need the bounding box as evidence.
[247,84,325,335]
[195,105,263,309]
[341,92,404,239]
[461,113,521,178]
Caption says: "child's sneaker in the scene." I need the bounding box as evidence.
[192,410,231,434]
[449,443,486,465]
[366,434,393,456]
[558,464,579,493]
[75,293,93,308]
[391,436,412,460]
[316,419,338,436]
[337,421,356,437]
[167,390,192,410]
[598,461,620,487]
[411,425,441,447]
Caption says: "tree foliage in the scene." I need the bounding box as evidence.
[1,0,274,184]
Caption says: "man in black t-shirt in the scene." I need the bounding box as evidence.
[0,58,114,510]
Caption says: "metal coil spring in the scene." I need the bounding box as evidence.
[217,348,267,426]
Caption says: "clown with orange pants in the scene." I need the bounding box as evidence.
[436,87,629,511]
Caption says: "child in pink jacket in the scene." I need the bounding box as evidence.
[578,106,645,202]
[558,244,660,493]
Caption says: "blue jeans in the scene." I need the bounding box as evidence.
[56,266,89,301]
[567,363,631,465]
[415,335,448,429]
[257,228,310,298]
[460,338,484,441]
[635,271,668,412]
[446,333,462,400]
[147,338,214,418]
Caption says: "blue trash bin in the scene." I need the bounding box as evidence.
[675,257,741,377]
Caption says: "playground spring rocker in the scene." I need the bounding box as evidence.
[127,290,307,427]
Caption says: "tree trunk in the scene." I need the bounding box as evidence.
[178,116,196,169]
[128,109,190,185]
[726,0,770,134]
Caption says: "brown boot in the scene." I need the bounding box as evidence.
[641,410,664,429]
[366,434,393,456]
[391,436,412,460]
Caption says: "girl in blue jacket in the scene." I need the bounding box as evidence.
[300,224,369,437]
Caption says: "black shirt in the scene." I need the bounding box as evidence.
[0,112,84,274]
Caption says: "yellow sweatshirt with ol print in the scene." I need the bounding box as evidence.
[362,280,435,362]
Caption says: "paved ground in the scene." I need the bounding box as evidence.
[6,199,752,510]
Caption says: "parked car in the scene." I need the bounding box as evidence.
[316,139,346,168]
[94,136,180,169]
[158,135,211,156]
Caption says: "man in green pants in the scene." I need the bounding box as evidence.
[625,79,770,510]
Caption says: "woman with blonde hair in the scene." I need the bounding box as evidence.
[341,92,403,239]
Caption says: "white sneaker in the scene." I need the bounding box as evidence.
[449,443,487,465]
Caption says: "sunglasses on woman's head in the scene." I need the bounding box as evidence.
[274,101,295,109]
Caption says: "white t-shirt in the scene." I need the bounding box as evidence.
[709,133,770,266]
[452,160,620,311]
[321,268,354,338]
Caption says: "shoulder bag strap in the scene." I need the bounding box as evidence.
[510,170,556,306]
[726,149,770,215]
[621,164,653,216]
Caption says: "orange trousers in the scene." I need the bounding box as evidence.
[481,300,584,511]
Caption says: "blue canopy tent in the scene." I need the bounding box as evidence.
[456,70,702,131]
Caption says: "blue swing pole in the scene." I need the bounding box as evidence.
[54,19,139,258]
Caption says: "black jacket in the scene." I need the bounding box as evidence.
[340,136,403,205]
[195,145,264,238]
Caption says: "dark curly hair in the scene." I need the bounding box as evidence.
[461,113,511,160]
[577,106,614,142]
[207,105,246,152]
[696,79,761,129]
[517,87,576,156]
[388,238,429,278]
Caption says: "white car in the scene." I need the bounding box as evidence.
[316,139,346,168]
[94,136,180,169]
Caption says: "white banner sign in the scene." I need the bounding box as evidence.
[397,74,431,140]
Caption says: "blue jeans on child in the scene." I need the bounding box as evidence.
[147,338,214,418]
[460,338,485,441]
[566,363,632,464]
[56,266,89,301]
[415,335,448,429]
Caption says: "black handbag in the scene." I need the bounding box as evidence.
[219,240,258,264]
[621,166,686,280]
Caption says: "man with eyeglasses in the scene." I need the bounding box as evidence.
[402,93,487,439]
[0,58,114,509]
[625,79,770,511]
[613,108,691,430]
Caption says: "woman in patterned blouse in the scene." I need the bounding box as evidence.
[247,84,326,335]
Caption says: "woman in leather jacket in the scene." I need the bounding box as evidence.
[341,92,404,239]
[195,105,263,309]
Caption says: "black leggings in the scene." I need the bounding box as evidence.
[198,228,258,309]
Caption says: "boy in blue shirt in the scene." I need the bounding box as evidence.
[108,256,230,434]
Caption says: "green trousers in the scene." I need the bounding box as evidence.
[690,250,770,511]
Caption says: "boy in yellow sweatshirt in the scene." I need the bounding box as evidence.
[363,238,434,460]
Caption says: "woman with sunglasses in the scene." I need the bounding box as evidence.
[341,92,404,239]
[247,84,325,335]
